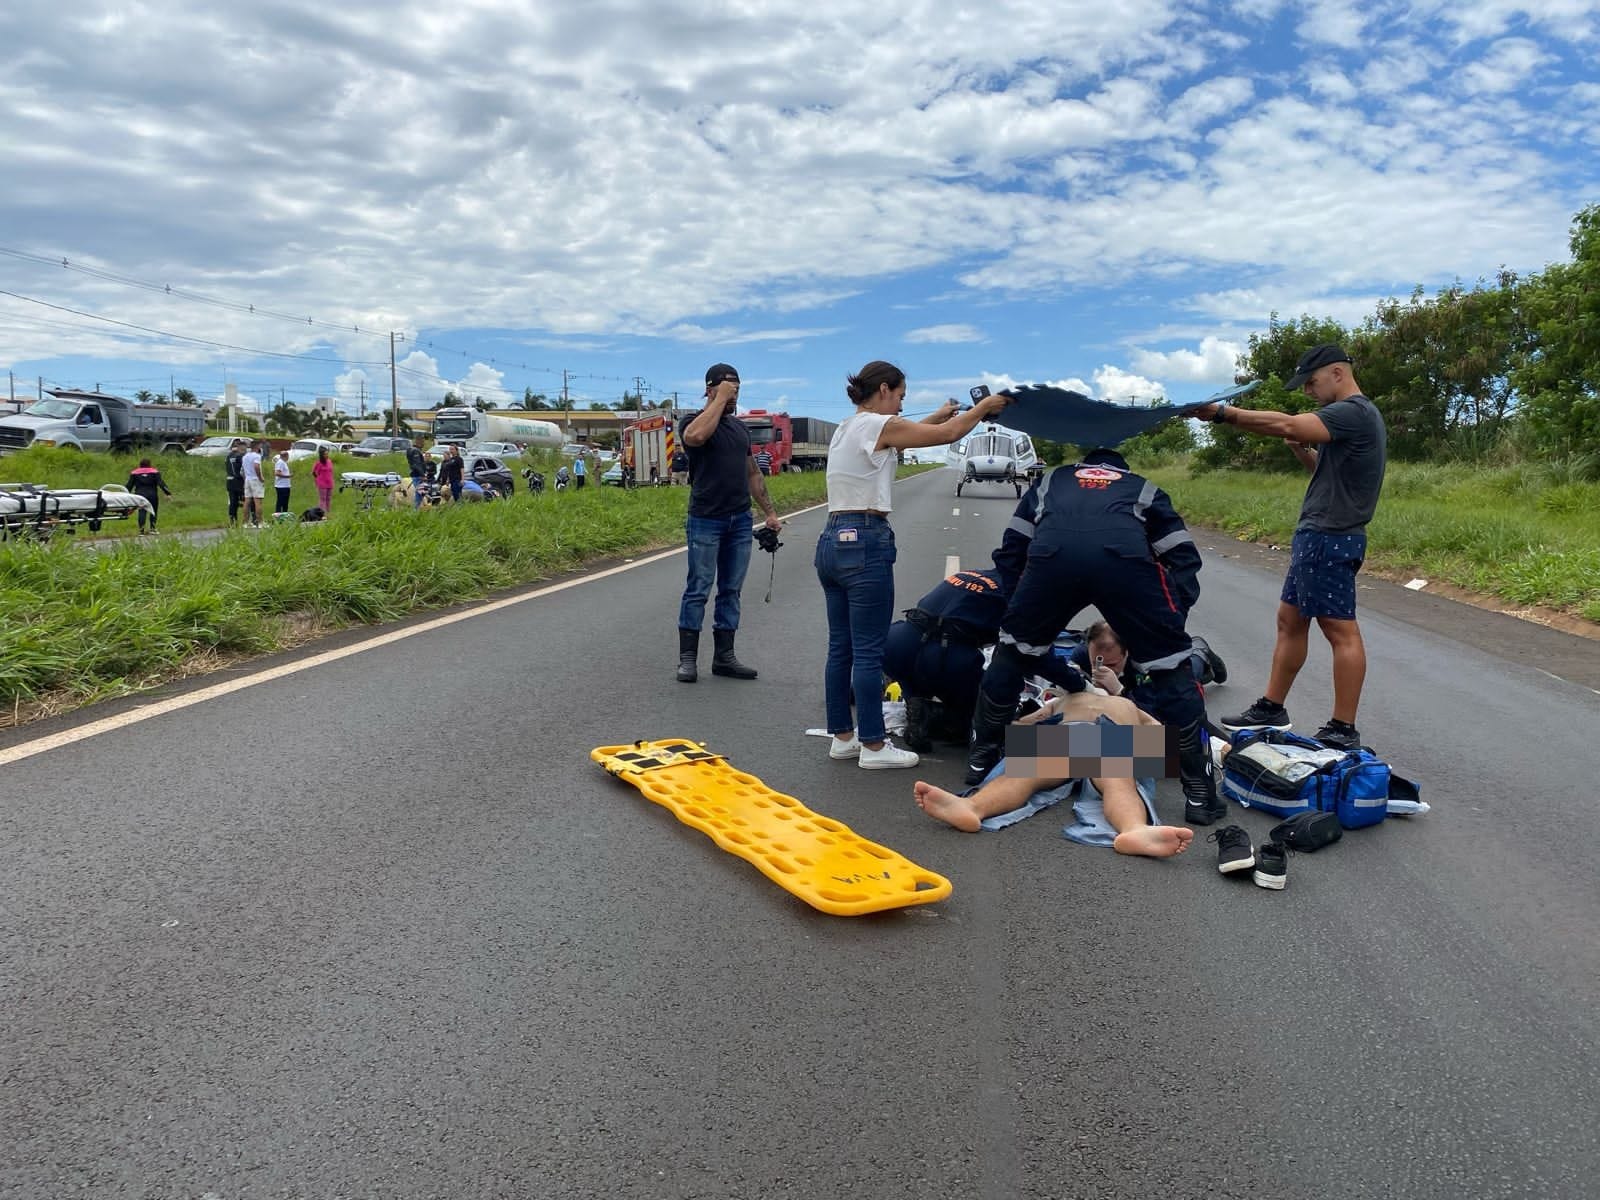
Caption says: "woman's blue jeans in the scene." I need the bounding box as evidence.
[679,511,754,632]
[814,514,897,743]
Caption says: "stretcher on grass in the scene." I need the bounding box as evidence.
[1,483,152,542]
[591,738,952,916]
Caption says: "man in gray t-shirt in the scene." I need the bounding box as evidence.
[1192,345,1386,750]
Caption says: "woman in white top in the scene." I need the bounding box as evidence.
[817,361,1011,769]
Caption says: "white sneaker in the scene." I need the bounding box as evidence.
[859,740,919,770]
[828,736,861,760]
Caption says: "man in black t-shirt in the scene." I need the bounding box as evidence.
[674,363,782,683]
[224,439,246,526]
[1194,344,1387,749]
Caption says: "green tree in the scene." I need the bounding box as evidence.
[135,389,155,403]
[518,388,551,410]
[1512,204,1600,454]
[1119,399,1198,465]
[1197,313,1349,471]
[173,387,199,406]
[264,403,307,436]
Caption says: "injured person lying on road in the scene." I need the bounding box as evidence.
[913,691,1205,859]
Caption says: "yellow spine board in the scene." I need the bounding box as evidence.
[591,739,952,917]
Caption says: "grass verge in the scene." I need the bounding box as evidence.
[0,466,937,724]
[1142,459,1600,624]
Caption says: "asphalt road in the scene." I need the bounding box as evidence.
[4,467,1598,1199]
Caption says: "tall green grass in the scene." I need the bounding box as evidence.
[1143,459,1600,622]
[0,466,892,716]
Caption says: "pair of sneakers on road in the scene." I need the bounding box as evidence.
[1209,824,1291,890]
[829,735,918,769]
[1221,696,1362,752]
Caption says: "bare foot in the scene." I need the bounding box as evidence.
[1112,825,1195,859]
[913,780,982,833]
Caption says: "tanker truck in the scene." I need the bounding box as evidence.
[430,407,563,450]
[0,390,206,455]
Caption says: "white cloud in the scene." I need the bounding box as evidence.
[1092,365,1164,402]
[905,323,985,344]
[1458,37,1551,95]
[1129,336,1244,383]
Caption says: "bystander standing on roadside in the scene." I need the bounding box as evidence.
[312,446,334,515]
[1193,344,1387,749]
[438,445,464,502]
[406,442,428,509]
[674,363,782,683]
[817,360,1011,768]
[670,446,689,486]
[273,448,293,516]
[242,441,266,528]
[573,452,587,490]
[754,445,773,476]
[224,438,246,526]
[126,458,173,534]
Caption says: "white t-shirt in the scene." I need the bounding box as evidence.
[826,411,895,512]
[274,456,291,484]
[242,451,263,482]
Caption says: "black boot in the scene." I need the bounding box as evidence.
[903,696,934,754]
[676,628,699,683]
[965,691,1014,786]
[1178,719,1226,825]
[710,629,757,680]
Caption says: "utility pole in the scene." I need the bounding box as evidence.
[389,332,404,437]
[561,368,572,436]
[633,375,645,412]
[359,379,366,418]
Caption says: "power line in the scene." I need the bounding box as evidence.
[0,287,393,368]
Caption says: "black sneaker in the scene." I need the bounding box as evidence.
[1220,697,1291,733]
[1209,825,1255,874]
[1313,719,1362,750]
[1253,840,1289,890]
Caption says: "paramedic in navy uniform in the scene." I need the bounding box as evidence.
[882,565,1011,753]
[1193,345,1386,750]
[675,363,782,683]
[965,447,1226,825]
[817,361,1011,769]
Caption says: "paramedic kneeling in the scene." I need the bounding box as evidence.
[915,693,1194,859]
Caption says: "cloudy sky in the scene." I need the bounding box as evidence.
[1,0,1595,420]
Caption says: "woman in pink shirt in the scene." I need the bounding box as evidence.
[312,447,335,514]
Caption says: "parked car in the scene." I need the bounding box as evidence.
[287,437,340,462]
[188,435,246,458]
[348,436,414,458]
[468,440,523,459]
[462,452,515,496]
[601,461,625,486]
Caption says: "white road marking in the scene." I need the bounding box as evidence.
[3,496,839,767]
[945,555,961,577]
[951,507,961,516]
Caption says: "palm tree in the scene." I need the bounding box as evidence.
[173,387,199,406]
[135,389,155,403]
[265,403,306,436]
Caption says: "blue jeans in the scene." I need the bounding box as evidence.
[411,473,425,508]
[679,511,754,632]
[814,514,897,743]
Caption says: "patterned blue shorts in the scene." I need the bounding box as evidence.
[1281,529,1366,620]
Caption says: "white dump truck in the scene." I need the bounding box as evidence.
[0,390,206,455]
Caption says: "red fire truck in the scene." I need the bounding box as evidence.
[620,413,677,485]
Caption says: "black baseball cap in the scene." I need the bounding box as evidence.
[1285,344,1352,388]
[705,363,740,386]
